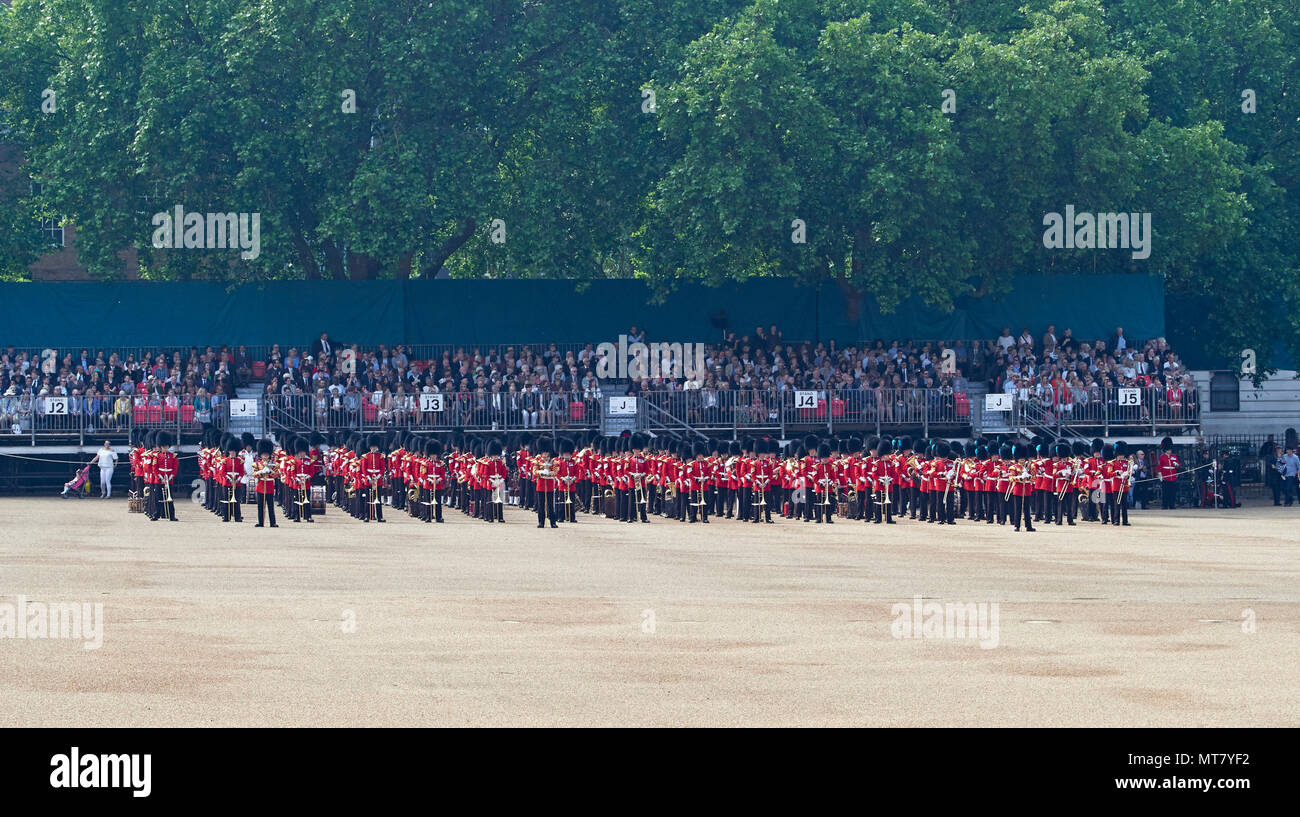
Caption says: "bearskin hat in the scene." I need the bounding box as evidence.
[257,438,274,456]
[1160,436,1174,452]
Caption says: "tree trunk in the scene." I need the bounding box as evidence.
[292,233,320,280]
[394,252,413,280]
[347,251,379,280]
[324,242,347,280]
[421,218,477,277]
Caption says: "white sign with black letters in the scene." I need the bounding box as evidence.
[794,390,819,409]
[420,393,445,413]
[608,396,637,416]
[985,393,1014,412]
[1118,388,1141,406]
[230,399,259,418]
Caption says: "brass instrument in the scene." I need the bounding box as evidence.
[818,477,834,507]
[492,474,507,506]
[943,459,961,504]
[753,475,769,506]
[876,476,892,506]
[1056,461,1073,502]
[1005,465,1033,501]
[224,467,241,506]
[691,472,707,507]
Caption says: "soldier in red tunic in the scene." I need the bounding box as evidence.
[533,439,559,528]
[361,434,387,523]
[253,439,279,528]
[1157,436,1180,509]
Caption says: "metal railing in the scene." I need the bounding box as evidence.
[2,384,1202,445]
[2,395,228,446]
[1011,385,1201,436]
[262,390,604,437]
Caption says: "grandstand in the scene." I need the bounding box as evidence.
[0,324,1201,447]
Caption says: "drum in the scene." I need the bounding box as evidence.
[311,485,327,515]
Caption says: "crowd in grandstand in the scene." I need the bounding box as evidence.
[0,323,1197,435]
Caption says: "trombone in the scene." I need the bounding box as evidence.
[691,474,708,508]
[367,474,382,521]
[1056,461,1074,502]
[818,477,834,508]
[224,467,241,507]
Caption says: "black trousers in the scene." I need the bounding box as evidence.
[1012,494,1034,530]
[222,486,243,521]
[361,487,384,521]
[535,491,557,526]
[256,492,277,526]
[1161,481,1177,509]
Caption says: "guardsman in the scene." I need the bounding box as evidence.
[1051,442,1074,526]
[1113,441,1132,525]
[141,432,159,520]
[533,439,559,528]
[1157,436,1179,509]
[484,440,508,522]
[155,432,179,522]
[389,436,406,512]
[128,430,145,514]
[217,435,244,522]
[1009,444,1035,532]
[361,434,387,523]
[253,439,279,528]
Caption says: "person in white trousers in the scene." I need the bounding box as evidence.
[96,441,118,498]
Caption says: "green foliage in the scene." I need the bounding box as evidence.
[0,0,1295,371]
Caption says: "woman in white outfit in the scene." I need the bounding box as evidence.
[96,441,118,498]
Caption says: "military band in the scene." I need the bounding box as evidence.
[128,428,1160,532]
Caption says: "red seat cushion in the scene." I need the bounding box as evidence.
[569,401,584,420]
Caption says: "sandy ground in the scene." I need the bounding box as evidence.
[1,495,1296,727]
